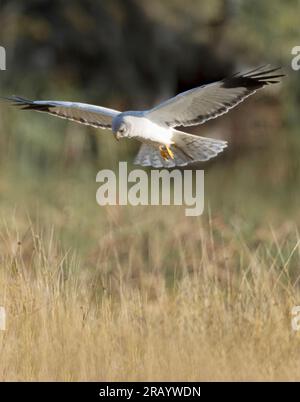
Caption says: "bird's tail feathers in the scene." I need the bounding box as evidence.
[134,131,227,168]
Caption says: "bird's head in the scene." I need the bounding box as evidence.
[112,116,129,141]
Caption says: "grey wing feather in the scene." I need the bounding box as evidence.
[146,66,284,128]
[5,96,120,129]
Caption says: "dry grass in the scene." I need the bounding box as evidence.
[0,121,300,380]
[1,209,300,381]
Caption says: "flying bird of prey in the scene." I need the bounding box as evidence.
[5,66,283,168]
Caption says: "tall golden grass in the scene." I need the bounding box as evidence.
[0,106,299,379]
[1,209,300,381]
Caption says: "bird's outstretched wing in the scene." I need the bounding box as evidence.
[146,66,284,128]
[5,96,120,129]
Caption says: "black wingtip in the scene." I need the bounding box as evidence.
[223,66,285,89]
[1,95,34,106]
[1,95,51,112]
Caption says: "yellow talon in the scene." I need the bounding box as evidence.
[166,145,174,160]
[159,145,174,160]
[159,146,169,160]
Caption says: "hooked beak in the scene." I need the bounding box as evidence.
[115,132,121,141]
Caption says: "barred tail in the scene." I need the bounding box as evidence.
[134,132,227,168]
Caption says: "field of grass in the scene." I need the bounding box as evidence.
[1,134,300,380]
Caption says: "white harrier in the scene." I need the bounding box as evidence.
[6,66,283,168]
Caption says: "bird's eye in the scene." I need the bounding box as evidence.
[120,127,126,134]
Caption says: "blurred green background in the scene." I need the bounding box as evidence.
[0,0,300,260]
